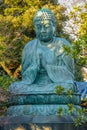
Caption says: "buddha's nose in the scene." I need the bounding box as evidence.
[41,26,45,33]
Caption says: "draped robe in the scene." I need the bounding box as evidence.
[9,37,76,94]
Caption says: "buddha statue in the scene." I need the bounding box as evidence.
[8,9,81,116]
[9,8,75,94]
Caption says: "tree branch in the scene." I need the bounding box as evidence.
[13,64,21,78]
[0,62,13,77]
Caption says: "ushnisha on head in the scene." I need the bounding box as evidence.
[33,8,56,42]
[33,8,56,27]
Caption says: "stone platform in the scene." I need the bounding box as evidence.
[9,93,81,105]
[7,93,81,116]
[0,115,87,130]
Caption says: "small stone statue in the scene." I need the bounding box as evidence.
[8,9,81,116]
[9,8,75,94]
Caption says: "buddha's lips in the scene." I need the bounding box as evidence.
[40,34,48,37]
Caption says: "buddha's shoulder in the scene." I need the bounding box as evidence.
[23,39,38,50]
[55,37,71,47]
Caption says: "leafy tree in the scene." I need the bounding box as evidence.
[0,0,67,79]
[69,3,87,67]
[64,3,87,81]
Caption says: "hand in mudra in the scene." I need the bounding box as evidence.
[39,47,57,69]
[38,53,45,70]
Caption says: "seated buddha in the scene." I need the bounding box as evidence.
[9,8,76,94]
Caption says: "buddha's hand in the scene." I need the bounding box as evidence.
[40,49,57,69]
[33,55,40,71]
[37,49,47,70]
[45,49,57,66]
[38,53,46,70]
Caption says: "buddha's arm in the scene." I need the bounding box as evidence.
[21,42,39,84]
[22,64,38,84]
[46,54,74,83]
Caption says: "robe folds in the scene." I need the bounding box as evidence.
[22,37,74,84]
[9,37,76,94]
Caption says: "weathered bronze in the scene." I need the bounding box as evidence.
[7,9,81,116]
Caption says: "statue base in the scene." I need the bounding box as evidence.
[7,104,81,116]
[7,93,81,116]
[0,115,87,130]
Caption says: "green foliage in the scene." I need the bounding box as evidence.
[57,107,63,116]
[67,3,87,81]
[69,3,87,67]
[67,89,73,98]
[55,86,87,126]
[74,64,83,81]
[70,4,87,37]
[63,44,84,81]
[63,44,71,55]
[74,108,87,126]
[72,36,87,67]
[0,74,16,90]
[67,103,74,113]
[55,86,64,94]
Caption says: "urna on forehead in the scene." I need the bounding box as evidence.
[33,8,56,25]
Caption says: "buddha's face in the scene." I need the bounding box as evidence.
[34,20,55,42]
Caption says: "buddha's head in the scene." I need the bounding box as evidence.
[33,8,56,42]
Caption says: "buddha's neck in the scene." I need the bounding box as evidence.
[39,38,54,46]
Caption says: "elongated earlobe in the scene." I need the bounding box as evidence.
[53,26,56,36]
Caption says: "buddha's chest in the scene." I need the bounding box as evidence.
[37,45,56,65]
[36,43,65,67]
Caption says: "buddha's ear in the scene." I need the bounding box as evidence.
[52,26,56,36]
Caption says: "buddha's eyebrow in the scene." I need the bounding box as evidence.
[35,22,52,28]
[42,23,51,26]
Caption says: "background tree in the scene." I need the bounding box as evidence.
[69,3,87,65]
[67,3,87,81]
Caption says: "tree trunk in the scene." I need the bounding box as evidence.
[13,65,21,78]
[0,62,13,77]
[0,62,21,78]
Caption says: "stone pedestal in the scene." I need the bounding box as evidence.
[0,115,87,130]
[7,93,81,116]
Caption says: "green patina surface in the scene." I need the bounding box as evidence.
[7,9,81,116]
[9,94,81,105]
[7,104,81,116]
